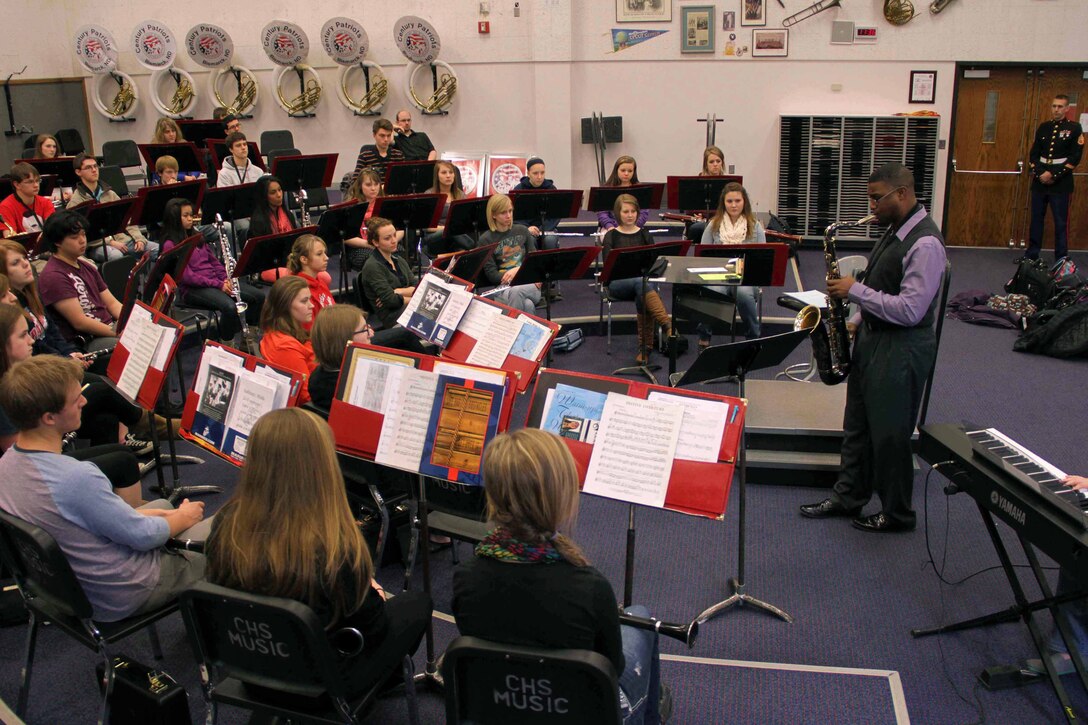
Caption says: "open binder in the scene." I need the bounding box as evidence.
[105,301,184,410]
[327,343,517,485]
[441,295,560,393]
[179,342,306,465]
[525,369,746,519]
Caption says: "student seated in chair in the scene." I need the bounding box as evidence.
[206,407,432,696]
[452,429,669,725]
[0,356,207,622]
[66,153,158,263]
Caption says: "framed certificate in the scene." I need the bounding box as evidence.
[909,70,937,104]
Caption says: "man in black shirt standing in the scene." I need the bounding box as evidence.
[392,109,436,161]
[1027,94,1084,262]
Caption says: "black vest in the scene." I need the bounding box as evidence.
[860,206,943,330]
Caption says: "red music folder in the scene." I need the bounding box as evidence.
[179,341,306,466]
[105,301,184,411]
[525,369,746,519]
[327,343,517,476]
[440,295,560,393]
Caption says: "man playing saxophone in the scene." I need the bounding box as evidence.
[800,162,946,533]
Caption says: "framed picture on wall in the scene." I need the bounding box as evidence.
[616,0,673,23]
[441,152,487,197]
[909,70,938,104]
[681,6,715,53]
[741,0,766,27]
[752,28,788,57]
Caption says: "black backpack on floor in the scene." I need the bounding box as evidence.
[1005,258,1054,307]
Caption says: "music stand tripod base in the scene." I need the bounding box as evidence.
[697,577,794,624]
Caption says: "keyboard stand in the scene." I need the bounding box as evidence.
[911,496,1088,723]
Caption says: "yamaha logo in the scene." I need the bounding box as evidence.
[321,17,369,66]
[394,16,441,64]
[74,24,119,74]
[185,24,234,68]
[132,20,177,70]
[991,490,1026,526]
[262,20,309,67]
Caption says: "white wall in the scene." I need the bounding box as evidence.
[6,0,1087,224]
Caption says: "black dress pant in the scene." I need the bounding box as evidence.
[67,444,140,491]
[832,324,935,526]
[342,590,432,698]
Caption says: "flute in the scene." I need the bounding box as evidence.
[618,612,699,648]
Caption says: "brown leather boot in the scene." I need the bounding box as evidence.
[643,290,673,336]
[635,313,649,364]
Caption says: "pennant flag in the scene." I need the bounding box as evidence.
[611,28,667,53]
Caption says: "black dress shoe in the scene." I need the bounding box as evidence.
[851,512,915,533]
[799,498,861,519]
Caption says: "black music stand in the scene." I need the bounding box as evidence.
[600,241,689,383]
[115,252,152,334]
[201,183,257,257]
[372,193,444,274]
[384,160,437,195]
[510,189,584,233]
[177,120,228,147]
[587,185,658,219]
[206,139,265,172]
[440,197,491,255]
[271,153,336,197]
[0,178,12,202]
[235,227,315,281]
[669,175,743,214]
[674,329,808,626]
[24,158,80,189]
[144,235,199,304]
[432,243,498,287]
[318,199,369,290]
[138,142,207,180]
[73,198,137,254]
[37,176,58,199]
[134,179,205,233]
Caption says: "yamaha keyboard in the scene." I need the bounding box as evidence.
[919,424,1088,576]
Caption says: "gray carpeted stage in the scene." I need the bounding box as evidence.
[1,243,1085,724]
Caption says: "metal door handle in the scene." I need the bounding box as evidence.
[952,160,1024,175]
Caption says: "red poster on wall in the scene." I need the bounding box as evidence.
[441,153,486,198]
[486,155,530,195]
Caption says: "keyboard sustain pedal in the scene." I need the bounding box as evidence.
[978,664,1045,690]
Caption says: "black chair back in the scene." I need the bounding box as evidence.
[266,148,301,170]
[353,270,376,316]
[260,130,295,156]
[442,636,623,725]
[180,581,351,700]
[99,165,130,198]
[100,254,140,301]
[102,140,142,169]
[0,509,94,621]
[54,129,86,156]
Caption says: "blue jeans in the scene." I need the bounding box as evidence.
[697,284,760,340]
[619,605,661,725]
[1028,189,1070,260]
[607,277,659,312]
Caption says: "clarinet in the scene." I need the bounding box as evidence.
[215,214,257,355]
[618,611,699,648]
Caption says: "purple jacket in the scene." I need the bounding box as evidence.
[597,206,650,231]
[162,238,226,295]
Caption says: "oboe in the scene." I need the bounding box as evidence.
[216,214,257,355]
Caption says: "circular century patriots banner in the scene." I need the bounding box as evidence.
[321,17,369,66]
[394,16,441,64]
[261,20,310,67]
[132,20,178,70]
[74,24,119,74]
[185,23,234,68]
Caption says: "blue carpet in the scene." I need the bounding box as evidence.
[1,246,1086,724]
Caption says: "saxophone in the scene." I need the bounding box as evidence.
[216,214,258,355]
[810,214,876,385]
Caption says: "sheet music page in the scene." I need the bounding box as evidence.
[465,313,520,368]
[149,326,177,371]
[375,368,438,472]
[117,312,165,399]
[583,393,684,508]
[646,392,729,463]
[253,364,292,409]
[223,372,279,436]
[432,361,507,388]
[397,274,474,346]
[509,316,551,361]
[348,359,404,414]
[458,297,502,340]
[785,290,830,307]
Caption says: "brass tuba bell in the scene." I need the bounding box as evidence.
[408,61,458,115]
[276,64,322,116]
[339,62,387,115]
[212,66,259,116]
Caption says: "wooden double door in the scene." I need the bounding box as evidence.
[945,65,1088,251]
